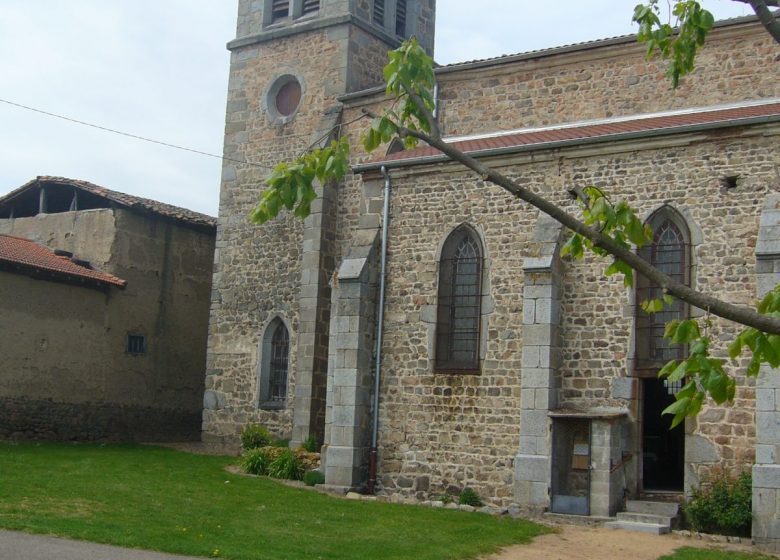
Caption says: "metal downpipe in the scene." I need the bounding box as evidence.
[368,165,391,494]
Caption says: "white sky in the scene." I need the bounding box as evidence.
[0,1,755,216]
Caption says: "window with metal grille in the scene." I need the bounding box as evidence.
[272,0,290,21]
[373,0,385,26]
[126,334,146,355]
[301,0,319,15]
[435,226,483,372]
[268,322,289,402]
[395,0,407,36]
[635,208,691,373]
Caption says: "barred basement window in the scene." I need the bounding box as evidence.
[127,334,146,355]
[435,225,483,372]
[395,0,407,36]
[272,0,290,21]
[301,0,319,16]
[635,207,691,373]
[373,0,385,26]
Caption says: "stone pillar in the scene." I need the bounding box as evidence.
[753,194,780,551]
[514,214,564,511]
[291,111,341,447]
[322,230,379,489]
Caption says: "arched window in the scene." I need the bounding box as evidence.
[257,318,290,408]
[635,207,691,373]
[435,226,483,372]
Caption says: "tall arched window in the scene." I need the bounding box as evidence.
[635,207,691,373]
[435,225,484,372]
[257,317,290,408]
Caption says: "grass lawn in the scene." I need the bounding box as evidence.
[660,547,776,560]
[0,442,547,560]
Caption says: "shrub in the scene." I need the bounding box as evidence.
[240,424,273,450]
[683,469,752,537]
[303,470,325,486]
[458,488,483,507]
[267,449,304,481]
[302,435,319,453]
[271,438,290,448]
[241,447,272,476]
[438,493,453,504]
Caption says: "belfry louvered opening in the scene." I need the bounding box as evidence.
[373,0,385,26]
[435,226,484,372]
[272,0,290,20]
[635,207,692,374]
[302,0,319,16]
[395,0,407,36]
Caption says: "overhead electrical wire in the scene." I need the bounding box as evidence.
[0,97,274,170]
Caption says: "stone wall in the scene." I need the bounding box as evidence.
[436,20,779,137]
[360,123,779,505]
[0,208,214,441]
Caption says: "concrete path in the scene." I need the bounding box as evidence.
[0,530,205,560]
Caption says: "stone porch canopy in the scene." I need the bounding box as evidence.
[352,99,780,172]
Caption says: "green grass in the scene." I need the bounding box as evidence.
[0,442,547,560]
[659,547,776,560]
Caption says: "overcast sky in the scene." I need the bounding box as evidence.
[0,1,755,216]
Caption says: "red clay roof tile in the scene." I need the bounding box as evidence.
[363,101,780,168]
[0,234,126,289]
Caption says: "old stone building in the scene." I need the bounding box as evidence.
[204,0,780,548]
[0,176,216,441]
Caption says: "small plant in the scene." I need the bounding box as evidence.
[271,438,290,448]
[241,447,272,476]
[303,470,325,486]
[458,488,483,507]
[302,435,319,453]
[683,469,752,537]
[437,493,453,504]
[240,423,273,450]
[267,449,304,480]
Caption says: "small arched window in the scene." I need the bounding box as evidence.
[435,226,484,372]
[258,318,290,408]
[635,207,691,373]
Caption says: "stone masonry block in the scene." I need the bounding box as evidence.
[523,301,535,325]
[758,388,777,412]
[520,409,548,437]
[523,324,553,346]
[611,377,636,400]
[757,444,779,465]
[521,346,540,369]
[754,464,780,489]
[758,411,780,445]
[522,367,553,390]
[514,454,549,483]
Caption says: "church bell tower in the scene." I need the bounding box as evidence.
[203,0,436,448]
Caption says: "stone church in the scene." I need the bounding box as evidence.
[203,0,780,547]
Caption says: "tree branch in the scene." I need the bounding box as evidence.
[399,125,780,335]
[746,0,780,44]
[406,89,441,140]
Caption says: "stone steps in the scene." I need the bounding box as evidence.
[604,500,679,534]
[605,519,671,534]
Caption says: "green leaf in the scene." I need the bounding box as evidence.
[671,319,700,344]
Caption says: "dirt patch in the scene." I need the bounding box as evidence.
[484,524,774,560]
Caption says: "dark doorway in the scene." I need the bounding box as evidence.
[551,418,591,515]
[642,378,684,491]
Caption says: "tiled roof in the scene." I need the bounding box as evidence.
[0,176,216,230]
[357,100,780,170]
[436,14,761,73]
[0,234,127,289]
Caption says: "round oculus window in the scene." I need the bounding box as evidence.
[275,80,302,117]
